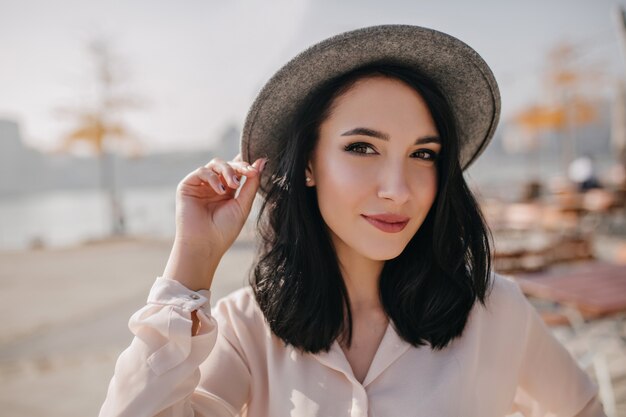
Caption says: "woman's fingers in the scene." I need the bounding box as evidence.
[195,167,227,194]
[189,157,263,196]
[206,159,240,189]
[237,158,267,212]
[207,159,260,189]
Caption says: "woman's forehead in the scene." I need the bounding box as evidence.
[323,76,439,138]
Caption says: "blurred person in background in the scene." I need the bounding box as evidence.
[568,154,603,192]
[99,25,605,416]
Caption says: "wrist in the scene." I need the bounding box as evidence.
[163,239,222,291]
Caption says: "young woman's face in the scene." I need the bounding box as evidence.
[307,76,440,262]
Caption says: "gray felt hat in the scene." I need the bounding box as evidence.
[241,24,500,193]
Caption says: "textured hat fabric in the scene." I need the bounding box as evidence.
[241,25,500,192]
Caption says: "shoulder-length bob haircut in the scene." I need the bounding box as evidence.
[251,61,493,354]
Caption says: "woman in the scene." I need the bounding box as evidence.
[99,25,605,416]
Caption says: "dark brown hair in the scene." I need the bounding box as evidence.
[251,62,493,353]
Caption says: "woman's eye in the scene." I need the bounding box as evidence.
[344,142,376,155]
[412,150,438,161]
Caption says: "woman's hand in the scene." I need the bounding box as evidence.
[175,154,266,251]
[163,154,266,291]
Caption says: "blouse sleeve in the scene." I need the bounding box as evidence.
[509,278,606,417]
[98,277,251,417]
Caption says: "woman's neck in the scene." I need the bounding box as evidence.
[335,245,386,314]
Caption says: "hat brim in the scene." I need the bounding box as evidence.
[241,25,500,194]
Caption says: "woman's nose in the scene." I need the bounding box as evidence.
[376,162,410,204]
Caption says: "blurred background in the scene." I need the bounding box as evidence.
[1,0,626,415]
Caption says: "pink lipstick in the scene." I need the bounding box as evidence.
[361,213,409,233]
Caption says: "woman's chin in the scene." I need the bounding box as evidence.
[359,244,407,262]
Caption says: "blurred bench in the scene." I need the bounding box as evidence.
[513,262,626,417]
[514,262,626,319]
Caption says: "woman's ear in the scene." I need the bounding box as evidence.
[305,163,316,187]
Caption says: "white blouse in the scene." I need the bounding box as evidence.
[99,273,605,417]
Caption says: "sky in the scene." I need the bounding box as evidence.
[0,0,624,154]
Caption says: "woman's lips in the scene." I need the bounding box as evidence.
[361,214,409,233]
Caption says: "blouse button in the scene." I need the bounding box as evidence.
[189,293,200,300]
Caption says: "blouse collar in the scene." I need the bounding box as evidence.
[312,322,412,387]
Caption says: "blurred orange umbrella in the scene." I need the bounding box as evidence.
[514,99,596,132]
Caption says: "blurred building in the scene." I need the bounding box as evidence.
[0,120,23,195]
[0,118,241,196]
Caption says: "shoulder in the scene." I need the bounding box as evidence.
[486,272,528,308]
[450,273,537,364]
[471,272,533,331]
[212,286,261,323]
[211,286,270,339]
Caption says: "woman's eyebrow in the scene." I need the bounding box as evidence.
[340,127,441,145]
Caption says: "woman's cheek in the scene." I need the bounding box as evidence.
[337,157,377,187]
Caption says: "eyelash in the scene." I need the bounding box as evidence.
[343,142,439,161]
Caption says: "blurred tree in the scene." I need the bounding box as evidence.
[57,39,143,236]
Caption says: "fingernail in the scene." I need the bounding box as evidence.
[219,184,226,192]
[260,158,268,172]
[233,175,240,185]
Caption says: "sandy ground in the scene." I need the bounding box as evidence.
[0,237,256,416]
[0,237,625,416]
